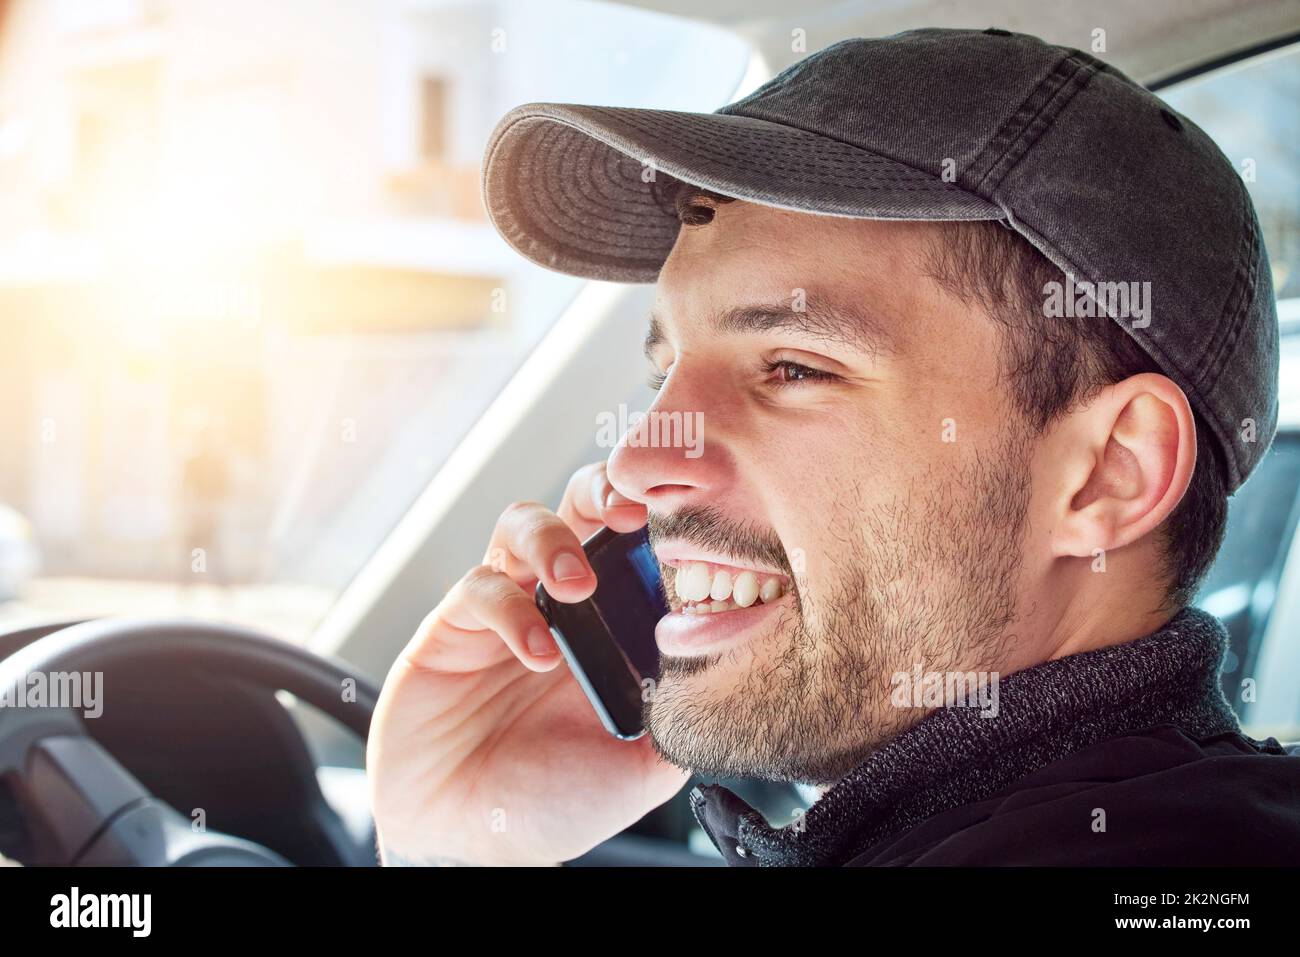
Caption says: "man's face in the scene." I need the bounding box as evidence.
[606,199,1044,786]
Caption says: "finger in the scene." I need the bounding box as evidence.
[558,461,647,535]
[488,501,596,603]
[599,481,649,533]
[590,463,648,533]
[556,462,608,538]
[407,565,562,673]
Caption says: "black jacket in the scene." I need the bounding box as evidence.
[689,607,1300,866]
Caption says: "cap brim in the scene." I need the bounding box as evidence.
[482,102,1004,283]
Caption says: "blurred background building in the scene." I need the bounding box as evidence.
[0,0,748,637]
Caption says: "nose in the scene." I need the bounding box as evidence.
[605,367,731,513]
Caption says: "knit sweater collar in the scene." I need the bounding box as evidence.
[688,606,1240,866]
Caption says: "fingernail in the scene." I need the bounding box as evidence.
[527,626,555,657]
[551,552,588,582]
[604,488,636,508]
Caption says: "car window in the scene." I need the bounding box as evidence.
[0,0,750,641]
[1158,43,1300,740]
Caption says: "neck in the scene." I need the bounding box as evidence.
[1025,544,1178,666]
[813,589,1180,800]
[728,606,1238,866]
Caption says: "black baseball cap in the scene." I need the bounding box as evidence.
[481,27,1279,492]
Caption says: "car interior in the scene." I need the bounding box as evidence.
[0,0,1297,866]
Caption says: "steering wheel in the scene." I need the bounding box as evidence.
[0,618,378,866]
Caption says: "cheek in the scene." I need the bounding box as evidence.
[1018,440,1064,561]
[739,414,861,496]
[736,418,874,571]
[728,386,957,553]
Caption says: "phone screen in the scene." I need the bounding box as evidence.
[534,526,667,739]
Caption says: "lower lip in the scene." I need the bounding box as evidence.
[655,596,789,657]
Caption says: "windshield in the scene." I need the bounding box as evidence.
[0,0,750,643]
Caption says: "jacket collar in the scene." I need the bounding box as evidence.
[689,606,1239,866]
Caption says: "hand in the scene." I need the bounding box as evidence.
[367,463,687,865]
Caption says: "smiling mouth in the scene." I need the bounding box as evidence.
[666,560,790,615]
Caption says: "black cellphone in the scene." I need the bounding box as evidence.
[534,526,666,740]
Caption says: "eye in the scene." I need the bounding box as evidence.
[763,358,839,386]
[647,369,667,392]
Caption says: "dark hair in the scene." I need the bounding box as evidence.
[661,179,1228,611]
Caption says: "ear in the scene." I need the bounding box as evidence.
[1051,373,1197,558]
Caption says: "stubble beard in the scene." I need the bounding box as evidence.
[645,433,1033,786]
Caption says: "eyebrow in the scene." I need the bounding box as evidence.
[643,297,894,360]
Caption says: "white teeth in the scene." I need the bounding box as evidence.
[673,561,788,614]
[678,562,713,602]
[732,571,759,607]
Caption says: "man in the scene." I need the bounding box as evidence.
[367,28,1300,866]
